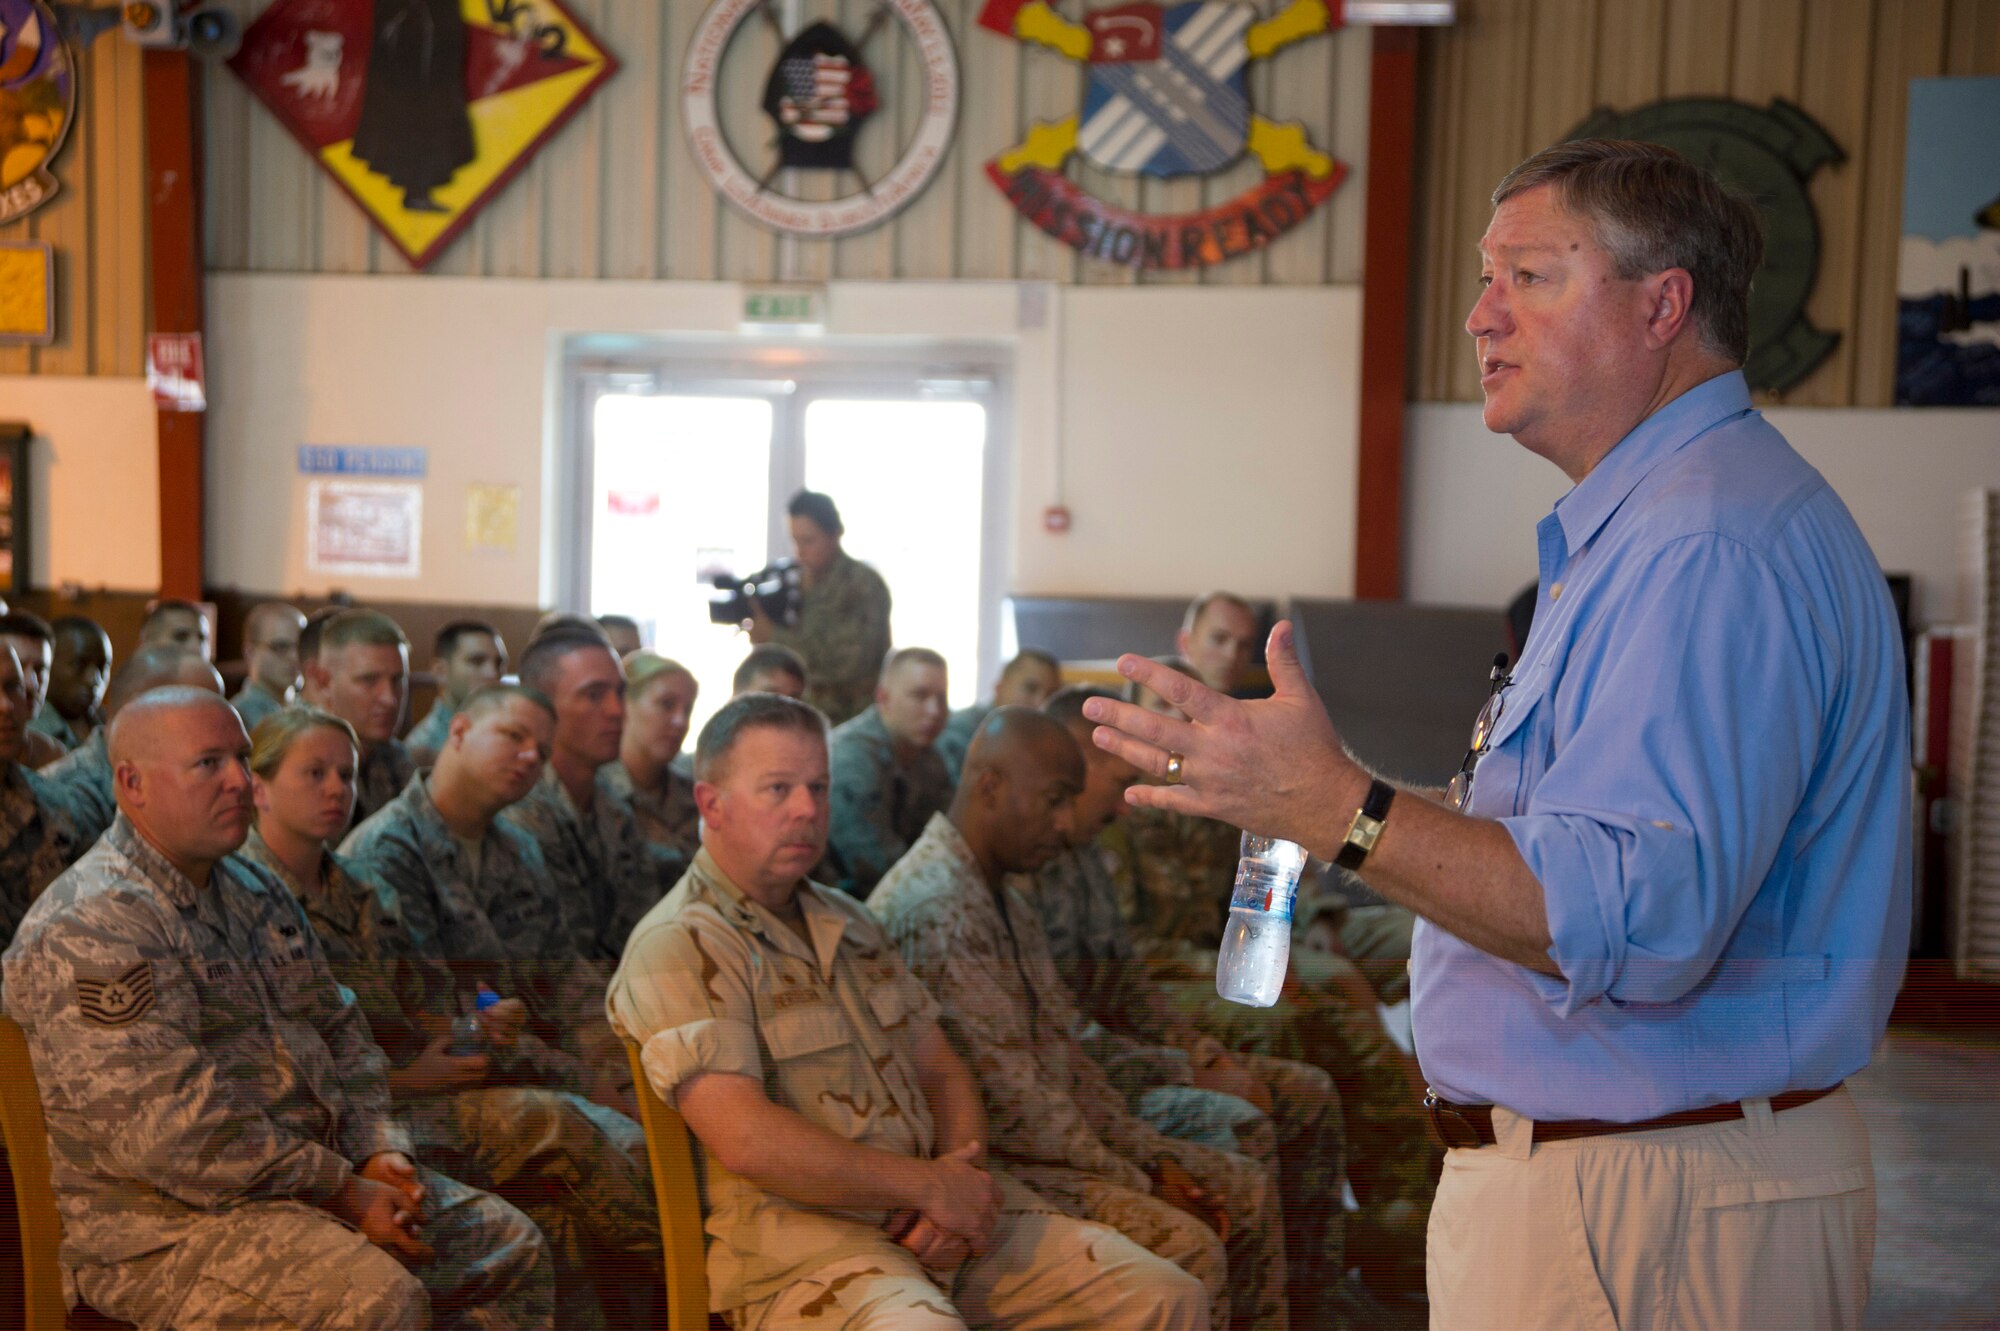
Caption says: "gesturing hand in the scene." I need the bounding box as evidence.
[1082,621,1362,860]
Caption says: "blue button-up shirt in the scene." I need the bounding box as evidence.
[1410,371,1911,1122]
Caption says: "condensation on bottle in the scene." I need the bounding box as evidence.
[1215,833,1308,1008]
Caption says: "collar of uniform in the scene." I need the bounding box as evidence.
[403,771,490,875]
[905,813,1013,934]
[688,846,850,980]
[238,824,321,898]
[104,812,206,908]
[1552,369,1754,558]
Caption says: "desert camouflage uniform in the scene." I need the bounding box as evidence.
[404,697,457,768]
[1100,814,1438,1275]
[600,758,698,894]
[240,825,658,1330]
[39,726,115,846]
[933,704,990,781]
[2,763,83,943]
[1025,844,1356,1324]
[769,551,893,727]
[608,848,1207,1331]
[823,706,955,900]
[871,815,1290,1331]
[1,815,554,1330]
[501,764,663,962]
[340,773,630,1102]
[354,737,418,832]
[229,681,286,734]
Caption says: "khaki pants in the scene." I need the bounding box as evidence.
[1428,1086,1874,1331]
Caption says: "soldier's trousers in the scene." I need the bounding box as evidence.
[728,1176,1209,1331]
[400,1085,661,1331]
[71,1166,554,1331]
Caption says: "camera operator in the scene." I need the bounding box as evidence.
[747,490,892,726]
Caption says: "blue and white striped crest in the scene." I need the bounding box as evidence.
[1078,2,1253,178]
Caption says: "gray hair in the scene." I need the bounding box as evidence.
[694,692,829,781]
[1492,138,1764,365]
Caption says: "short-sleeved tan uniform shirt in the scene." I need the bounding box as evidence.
[605,848,943,1311]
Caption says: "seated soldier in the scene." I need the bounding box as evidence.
[138,597,214,662]
[2,643,83,939]
[246,705,658,1331]
[602,651,700,878]
[230,601,306,732]
[935,648,1062,779]
[35,614,112,749]
[596,614,644,659]
[407,620,509,767]
[42,644,226,844]
[823,646,954,898]
[870,708,1290,1331]
[607,693,1207,1331]
[1,686,553,1330]
[303,610,418,829]
[732,642,809,699]
[1,611,69,767]
[501,626,657,960]
[1177,594,1264,699]
[339,683,635,1117]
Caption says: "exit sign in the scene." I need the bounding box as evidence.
[742,286,825,331]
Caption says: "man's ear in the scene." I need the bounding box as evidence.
[113,759,144,808]
[1643,268,1697,350]
[693,780,725,827]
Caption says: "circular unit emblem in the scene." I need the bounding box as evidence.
[683,0,958,239]
[0,0,78,226]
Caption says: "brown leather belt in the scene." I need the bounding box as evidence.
[1424,1083,1842,1150]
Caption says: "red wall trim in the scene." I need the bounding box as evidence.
[143,50,206,601]
[1355,26,1418,601]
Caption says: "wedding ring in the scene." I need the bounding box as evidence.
[1165,752,1186,784]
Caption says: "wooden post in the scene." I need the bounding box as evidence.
[142,49,206,600]
[1354,26,1419,601]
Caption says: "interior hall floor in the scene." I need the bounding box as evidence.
[1857,1025,2000,1329]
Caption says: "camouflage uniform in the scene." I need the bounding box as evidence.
[871,815,1289,1331]
[241,828,660,1331]
[27,702,84,747]
[823,707,955,900]
[339,773,630,1102]
[599,758,698,894]
[1,815,554,1330]
[403,698,456,768]
[933,704,990,781]
[607,848,1207,1331]
[229,681,286,734]
[500,764,664,962]
[769,550,893,727]
[39,726,114,845]
[354,737,418,832]
[2,762,82,943]
[1025,844,1355,1326]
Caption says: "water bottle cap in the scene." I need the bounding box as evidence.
[474,985,502,1011]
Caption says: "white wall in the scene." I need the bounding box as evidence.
[0,375,160,591]
[204,274,1362,607]
[1406,401,2000,627]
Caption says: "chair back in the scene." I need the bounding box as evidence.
[0,1015,70,1330]
[625,1041,711,1331]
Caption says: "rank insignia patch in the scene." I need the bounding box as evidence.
[76,961,156,1027]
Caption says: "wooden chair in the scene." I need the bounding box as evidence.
[0,1016,135,1331]
[624,1041,718,1331]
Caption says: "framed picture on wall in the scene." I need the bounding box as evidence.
[0,422,29,594]
[0,243,57,345]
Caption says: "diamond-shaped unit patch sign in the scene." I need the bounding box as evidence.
[229,0,618,270]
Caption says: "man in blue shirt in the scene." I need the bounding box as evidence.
[1084,139,1908,1330]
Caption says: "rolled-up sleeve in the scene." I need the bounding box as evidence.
[607,912,764,1103]
[1497,534,1826,1014]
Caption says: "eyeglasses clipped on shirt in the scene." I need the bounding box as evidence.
[1445,653,1512,813]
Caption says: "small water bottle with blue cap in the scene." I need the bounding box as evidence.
[1215,835,1308,1007]
[447,984,503,1056]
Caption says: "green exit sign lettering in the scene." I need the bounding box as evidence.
[742,286,826,331]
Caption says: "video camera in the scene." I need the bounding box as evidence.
[707,560,805,629]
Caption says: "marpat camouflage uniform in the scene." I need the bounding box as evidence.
[871,815,1291,1331]
[608,848,1208,1331]
[501,765,663,962]
[823,706,955,900]
[933,703,990,781]
[1,815,554,1331]
[403,697,457,768]
[354,737,418,832]
[2,762,82,943]
[229,681,286,734]
[599,758,698,900]
[769,550,893,727]
[1025,843,1357,1326]
[39,726,114,846]
[242,830,657,1331]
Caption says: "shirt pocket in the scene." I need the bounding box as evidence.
[760,1002,853,1062]
[864,977,918,1034]
[1467,668,1554,819]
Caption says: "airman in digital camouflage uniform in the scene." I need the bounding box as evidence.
[406,621,509,768]
[248,700,657,1330]
[2,643,82,941]
[604,651,702,883]
[2,687,553,1330]
[609,692,1207,1331]
[822,647,955,899]
[230,601,306,733]
[871,709,1291,1331]
[748,490,893,727]
[500,627,663,960]
[302,609,418,830]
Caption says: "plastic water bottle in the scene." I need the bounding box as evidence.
[447,985,502,1055]
[1215,835,1308,1007]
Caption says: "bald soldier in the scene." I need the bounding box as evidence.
[870,708,1290,1331]
[230,601,306,731]
[822,646,956,899]
[1,688,554,1329]
[40,644,226,845]
[609,692,1207,1330]
[2,643,82,939]
[304,609,418,829]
